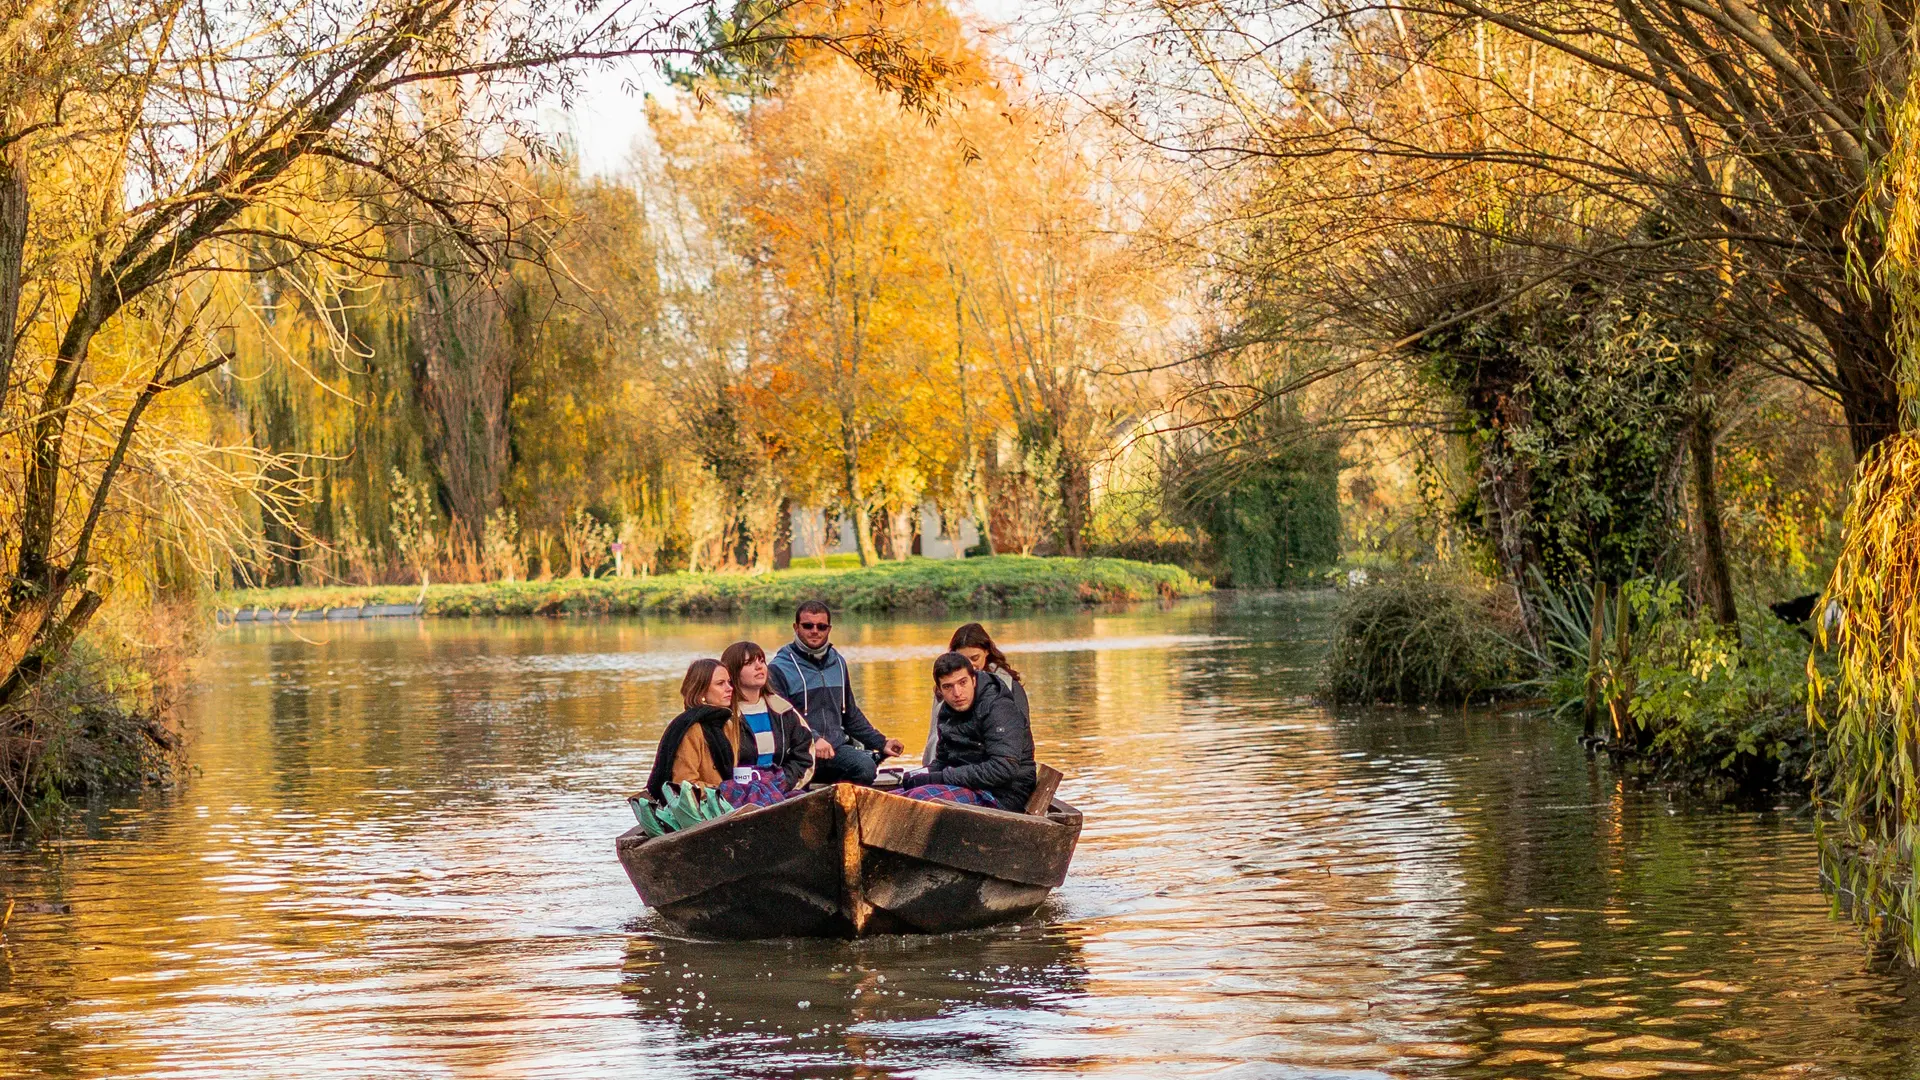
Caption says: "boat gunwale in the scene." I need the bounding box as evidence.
[620,783,1080,852]
[616,784,1082,911]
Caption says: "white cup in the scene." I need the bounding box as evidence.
[733,767,755,784]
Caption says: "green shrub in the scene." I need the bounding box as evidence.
[1324,571,1531,703]
[1186,439,1342,588]
[2,631,185,828]
[1525,576,1824,797]
[1087,538,1215,578]
[1606,581,1822,796]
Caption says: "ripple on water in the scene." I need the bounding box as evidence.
[0,604,1915,1078]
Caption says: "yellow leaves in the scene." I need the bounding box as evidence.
[1817,430,1920,963]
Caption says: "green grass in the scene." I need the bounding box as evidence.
[217,555,1209,618]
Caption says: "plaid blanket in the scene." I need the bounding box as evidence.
[901,784,999,808]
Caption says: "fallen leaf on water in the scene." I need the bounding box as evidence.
[1675,980,1746,994]
[1400,1043,1477,1059]
[1497,1026,1610,1044]
[1488,1003,1637,1020]
[1584,1035,1704,1052]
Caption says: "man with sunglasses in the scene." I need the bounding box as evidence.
[768,600,906,786]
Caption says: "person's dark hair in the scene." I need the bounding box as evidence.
[949,622,1020,682]
[719,641,768,724]
[680,658,724,710]
[794,599,832,624]
[933,651,974,683]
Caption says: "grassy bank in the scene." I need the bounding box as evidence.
[216,555,1209,618]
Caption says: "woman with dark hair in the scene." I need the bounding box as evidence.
[644,658,786,809]
[926,622,1029,765]
[721,640,816,794]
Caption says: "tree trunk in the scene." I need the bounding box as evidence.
[1833,331,1901,460]
[972,443,997,556]
[889,506,914,561]
[0,590,102,710]
[1481,444,1542,651]
[1057,452,1090,557]
[773,497,793,570]
[0,149,27,421]
[844,429,879,567]
[1806,270,1900,459]
[1688,392,1738,630]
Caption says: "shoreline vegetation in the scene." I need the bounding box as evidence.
[1323,569,1824,804]
[211,555,1210,620]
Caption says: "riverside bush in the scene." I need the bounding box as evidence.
[1531,577,1823,797]
[2,621,188,828]
[1324,571,1531,703]
[1606,581,1821,795]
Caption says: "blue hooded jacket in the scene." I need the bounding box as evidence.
[767,641,888,751]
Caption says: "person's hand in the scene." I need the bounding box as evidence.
[900,768,931,789]
[811,737,836,760]
[883,737,906,757]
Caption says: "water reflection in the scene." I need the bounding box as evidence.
[623,922,1089,1076]
[0,598,1918,1078]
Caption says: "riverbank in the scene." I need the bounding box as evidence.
[1323,570,1822,801]
[214,555,1208,620]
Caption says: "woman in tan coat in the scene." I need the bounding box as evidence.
[643,659,788,808]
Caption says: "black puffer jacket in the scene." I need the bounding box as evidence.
[926,671,1035,809]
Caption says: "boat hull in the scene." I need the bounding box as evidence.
[616,783,1082,939]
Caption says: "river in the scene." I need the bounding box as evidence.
[0,596,1914,1078]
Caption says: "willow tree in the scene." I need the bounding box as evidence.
[0,0,955,716]
[1814,53,1920,965]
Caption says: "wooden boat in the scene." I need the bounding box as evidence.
[615,766,1081,939]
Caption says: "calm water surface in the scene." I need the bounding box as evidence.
[0,596,1915,1078]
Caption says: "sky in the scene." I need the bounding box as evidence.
[543,0,1033,178]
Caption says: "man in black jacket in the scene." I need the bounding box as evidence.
[900,652,1036,809]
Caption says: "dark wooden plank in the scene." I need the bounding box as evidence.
[860,849,1055,932]
[1024,763,1063,815]
[849,786,1079,887]
[652,874,847,938]
[617,788,839,908]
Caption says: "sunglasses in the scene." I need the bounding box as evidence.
[798,620,831,631]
